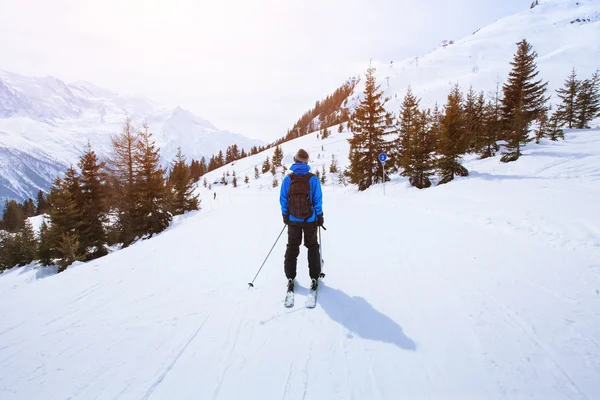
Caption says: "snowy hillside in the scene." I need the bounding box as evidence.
[0,69,263,203]
[347,0,600,124]
[1,122,600,399]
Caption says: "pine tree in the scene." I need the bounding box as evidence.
[110,118,141,245]
[575,70,600,129]
[36,190,50,215]
[38,220,53,266]
[57,232,84,273]
[392,87,421,177]
[555,68,580,128]
[546,111,565,141]
[169,147,199,215]
[217,150,225,167]
[262,156,271,173]
[134,124,172,238]
[346,65,395,190]
[321,165,327,184]
[338,124,343,133]
[338,171,348,187]
[270,163,276,176]
[15,220,37,266]
[534,110,549,144]
[254,166,260,179]
[21,198,36,218]
[478,82,502,159]
[272,177,279,188]
[463,87,485,153]
[203,177,208,188]
[329,154,339,173]
[2,200,25,232]
[500,39,549,162]
[437,84,469,185]
[244,175,249,185]
[272,145,284,167]
[232,175,238,188]
[78,142,109,259]
[408,110,435,189]
[316,169,321,180]
[47,176,83,260]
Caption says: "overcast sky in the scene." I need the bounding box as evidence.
[0,0,526,141]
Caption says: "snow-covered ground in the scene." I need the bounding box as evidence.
[1,125,599,399]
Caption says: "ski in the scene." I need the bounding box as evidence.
[284,291,294,307]
[305,280,319,308]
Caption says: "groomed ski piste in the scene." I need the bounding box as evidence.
[1,125,600,399]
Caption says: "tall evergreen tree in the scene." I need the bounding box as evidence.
[534,110,549,144]
[38,220,53,266]
[254,165,260,179]
[169,147,199,215]
[500,39,549,162]
[35,190,50,215]
[346,65,394,191]
[478,83,502,159]
[21,198,36,218]
[575,70,600,129]
[272,145,284,167]
[15,220,37,266]
[78,142,109,259]
[321,165,327,184]
[463,87,485,152]
[47,176,83,261]
[57,232,84,273]
[36,190,50,215]
[134,124,172,238]
[110,118,141,245]
[408,110,435,189]
[392,87,421,177]
[555,67,580,128]
[437,84,469,184]
[2,200,25,232]
[262,156,271,173]
[329,154,339,173]
[217,150,225,167]
[546,111,565,141]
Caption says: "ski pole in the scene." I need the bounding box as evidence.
[248,225,287,288]
[319,226,326,278]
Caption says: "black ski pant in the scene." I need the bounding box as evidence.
[284,224,321,280]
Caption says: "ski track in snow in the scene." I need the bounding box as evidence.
[143,314,211,400]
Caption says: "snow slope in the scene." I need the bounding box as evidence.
[1,123,599,399]
[0,70,263,203]
[348,0,600,126]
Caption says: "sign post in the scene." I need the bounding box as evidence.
[379,153,387,195]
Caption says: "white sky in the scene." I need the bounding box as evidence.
[0,0,526,141]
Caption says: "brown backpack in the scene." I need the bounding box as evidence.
[287,173,314,220]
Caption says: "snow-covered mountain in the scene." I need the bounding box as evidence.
[346,0,600,123]
[0,70,263,203]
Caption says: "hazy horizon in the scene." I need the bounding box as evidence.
[0,0,527,141]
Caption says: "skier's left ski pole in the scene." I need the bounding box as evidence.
[248,225,287,288]
[319,225,326,278]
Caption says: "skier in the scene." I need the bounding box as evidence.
[280,149,324,294]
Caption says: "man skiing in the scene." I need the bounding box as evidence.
[280,149,324,294]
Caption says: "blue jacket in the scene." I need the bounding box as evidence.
[280,163,323,223]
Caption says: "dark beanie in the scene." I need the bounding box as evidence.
[294,149,309,163]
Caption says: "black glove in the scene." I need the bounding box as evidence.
[283,214,290,225]
[317,214,324,226]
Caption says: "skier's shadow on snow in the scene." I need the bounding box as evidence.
[319,285,417,351]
